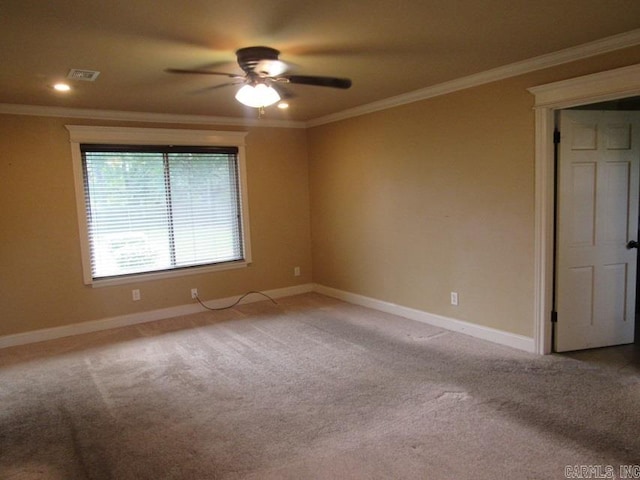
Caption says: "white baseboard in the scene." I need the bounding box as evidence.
[0,283,314,350]
[0,283,534,353]
[313,284,536,353]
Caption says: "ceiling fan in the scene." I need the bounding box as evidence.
[167,46,352,111]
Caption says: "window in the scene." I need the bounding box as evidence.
[67,127,251,285]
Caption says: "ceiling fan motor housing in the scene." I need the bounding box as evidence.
[236,46,281,75]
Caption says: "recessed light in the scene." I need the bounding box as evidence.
[53,83,71,92]
[277,102,289,109]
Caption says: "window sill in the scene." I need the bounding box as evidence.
[89,260,250,288]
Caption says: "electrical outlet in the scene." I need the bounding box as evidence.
[450,292,459,306]
[132,289,141,301]
[191,288,198,299]
[294,266,301,277]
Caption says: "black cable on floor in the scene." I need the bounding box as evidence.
[195,291,278,311]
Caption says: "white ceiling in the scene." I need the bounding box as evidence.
[1,0,640,122]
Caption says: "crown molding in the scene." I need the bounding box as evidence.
[307,28,640,127]
[0,103,307,129]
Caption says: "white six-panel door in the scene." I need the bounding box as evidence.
[555,110,640,352]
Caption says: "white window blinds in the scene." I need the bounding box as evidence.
[81,145,244,280]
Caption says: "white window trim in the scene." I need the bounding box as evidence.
[66,125,252,287]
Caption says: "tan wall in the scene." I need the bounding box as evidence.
[2,47,640,341]
[0,116,312,337]
[308,46,640,338]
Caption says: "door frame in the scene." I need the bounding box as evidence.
[529,63,640,354]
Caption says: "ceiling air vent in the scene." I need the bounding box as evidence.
[67,69,100,81]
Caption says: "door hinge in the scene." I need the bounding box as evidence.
[551,310,558,323]
[553,129,561,144]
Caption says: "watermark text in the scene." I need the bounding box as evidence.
[564,465,640,479]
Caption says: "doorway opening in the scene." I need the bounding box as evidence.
[529,63,640,355]
[553,99,640,352]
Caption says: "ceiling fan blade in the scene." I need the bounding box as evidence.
[283,75,352,89]
[166,68,242,79]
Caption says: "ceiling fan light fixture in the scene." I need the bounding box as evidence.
[235,83,281,108]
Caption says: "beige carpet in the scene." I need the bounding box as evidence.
[0,293,638,479]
